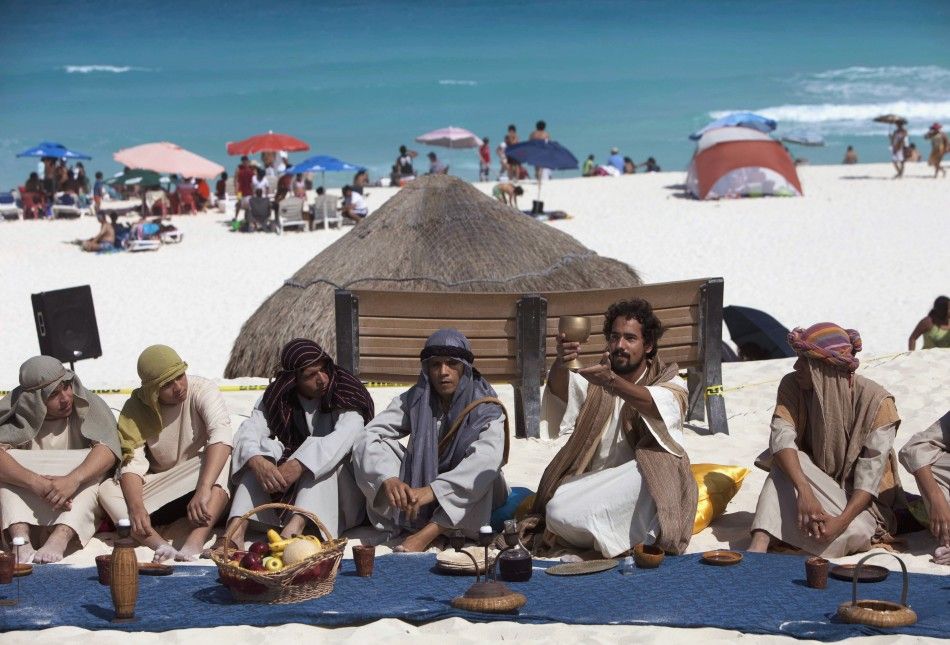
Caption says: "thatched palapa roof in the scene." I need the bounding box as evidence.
[225,175,641,377]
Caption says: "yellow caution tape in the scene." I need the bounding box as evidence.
[704,384,723,397]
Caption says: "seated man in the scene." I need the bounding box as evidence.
[426,152,448,175]
[899,411,950,565]
[80,212,116,252]
[353,329,509,551]
[530,299,695,557]
[0,356,120,563]
[226,339,374,545]
[340,184,368,222]
[749,323,903,557]
[247,189,272,231]
[98,345,233,562]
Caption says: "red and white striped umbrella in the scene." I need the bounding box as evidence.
[414,126,482,149]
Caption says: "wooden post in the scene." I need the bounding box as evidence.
[515,294,546,439]
[334,289,359,377]
[700,278,728,435]
[686,367,704,422]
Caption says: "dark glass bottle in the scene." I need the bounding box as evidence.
[498,520,532,582]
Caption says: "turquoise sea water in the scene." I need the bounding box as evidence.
[1,0,948,187]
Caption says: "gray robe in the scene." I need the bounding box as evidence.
[352,392,509,538]
[228,395,366,537]
[899,410,950,508]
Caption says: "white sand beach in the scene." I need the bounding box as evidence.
[1,162,948,643]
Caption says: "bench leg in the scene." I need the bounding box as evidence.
[686,367,705,423]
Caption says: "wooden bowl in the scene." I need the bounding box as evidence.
[13,563,32,577]
[633,544,665,568]
[701,550,742,566]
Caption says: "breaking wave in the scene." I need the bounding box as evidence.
[710,101,950,124]
[63,65,149,74]
[438,79,477,86]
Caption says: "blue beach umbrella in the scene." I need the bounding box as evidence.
[503,140,578,201]
[722,305,795,360]
[287,155,361,187]
[16,141,92,160]
[690,112,777,140]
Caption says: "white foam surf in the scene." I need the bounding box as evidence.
[438,79,477,86]
[63,65,147,74]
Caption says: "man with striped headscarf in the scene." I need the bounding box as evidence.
[749,322,905,557]
[225,339,374,546]
[352,329,510,552]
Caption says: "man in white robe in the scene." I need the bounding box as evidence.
[225,339,373,546]
[353,329,509,552]
[532,298,694,557]
[899,410,950,565]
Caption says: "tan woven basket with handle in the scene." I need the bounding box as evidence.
[210,502,346,604]
[836,552,917,628]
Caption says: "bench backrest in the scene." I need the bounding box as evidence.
[278,197,305,221]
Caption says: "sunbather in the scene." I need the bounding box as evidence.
[80,212,117,252]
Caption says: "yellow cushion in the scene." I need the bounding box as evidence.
[692,463,749,534]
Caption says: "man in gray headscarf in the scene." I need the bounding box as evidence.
[353,329,510,551]
[0,356,120,563]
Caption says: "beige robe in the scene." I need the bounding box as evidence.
[0,418,103,545]
[751,371,901,558]
[899,410,950,508]
[539,369,688,557]
[98,375,232,521]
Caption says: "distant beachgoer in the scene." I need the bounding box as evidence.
[293,173,307,198]
[253,167,269,197]
[92,171,105,212]
[905,143,921,162]
[607,147,624,173]
[426,152,448,175]
[492,182,524,207]
[341,185,368,222]
[925,123,948,178]
[396,145,418,178]
[622,157,636,174]
[80,212,116,252]
[505,124,519,147]
[215,172,227,205]
[582,154,595,177]
[908,296,950,350]
[25,171,43,195]
[352,169,369,194]
[235,156,255,220]
[642,157,661,173]
[247,189,271,232]
[508,159,530,181]
[530,120,549,141]
[478,137,491,182]
[843,146,858,164]
[890,123,908,178]
[75,163,90,195]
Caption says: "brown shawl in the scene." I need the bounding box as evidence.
[773,359,903,536]
[530,360,697,555]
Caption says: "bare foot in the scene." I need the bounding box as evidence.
[175,541,203,562]
[280,514,306,538]
[747,529,771,553]
[397,522,442,553]
[934,545,950,566]
[7,524,35,563]
[33,525,75,563]
[13,542,35,564]
[152,543,179,563]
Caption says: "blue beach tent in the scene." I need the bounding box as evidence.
[16,141,92,160]
[287,155,361,187]
[690,112,777,141]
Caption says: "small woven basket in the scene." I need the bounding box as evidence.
[836,553,917,628]
[210,502,346,605]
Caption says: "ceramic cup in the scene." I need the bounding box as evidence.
[95,554,112,585]
[0,551,13,584]
[353,545,376,577]
[805,556,829,589]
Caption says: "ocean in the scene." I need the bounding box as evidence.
[1,0,948,187]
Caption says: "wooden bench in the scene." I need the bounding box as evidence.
[334,277,727,438]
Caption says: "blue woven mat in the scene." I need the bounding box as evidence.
[1,552,947,639]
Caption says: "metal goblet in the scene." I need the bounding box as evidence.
[558,315,591,371]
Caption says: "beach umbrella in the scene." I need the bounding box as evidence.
[226,131,310,156]
[114,142,224,179]
[722,305,795,361]
[106,168,165,188]
[503,139,578,201]
[690,112,777,140]
[873,114,907,125]
[414,126,482,149]
[16,141,91,160]
[286,154,361,187]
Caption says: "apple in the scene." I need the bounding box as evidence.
[249,541,270,556]
[241,552,265,571]
[229,550,247,562]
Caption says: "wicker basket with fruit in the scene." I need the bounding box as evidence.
[210,502,346,604]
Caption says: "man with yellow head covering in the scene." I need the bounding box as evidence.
[0,356,120,563]
[749,322,905,557]
[97,345,233,562]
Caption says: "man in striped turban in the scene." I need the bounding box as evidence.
[749,322,906,557]
[352,329,510,552]
[224,339,374,547]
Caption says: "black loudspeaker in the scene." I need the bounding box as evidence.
[31,285,102,365]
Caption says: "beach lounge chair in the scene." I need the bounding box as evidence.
[123,220,162,252]
[51,193,89,219]
[248,196,272,231]
[312,193,342,230]
[276,196,306,235]
[0,191,21,220]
